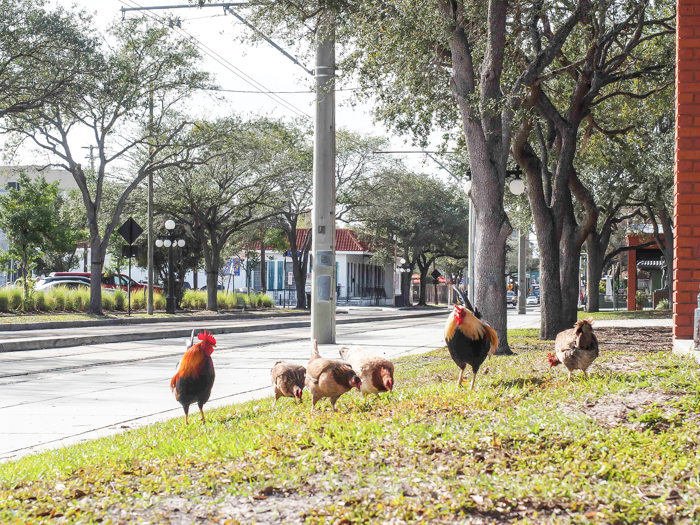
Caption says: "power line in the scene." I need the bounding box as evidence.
[117,0,313,120]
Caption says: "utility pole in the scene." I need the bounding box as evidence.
[147,89,155,315]
[517,231,527,314]
[310,11,336,344]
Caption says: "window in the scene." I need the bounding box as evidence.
[268,263,275,291]
[277,261,284,290]
[6,182,20,191]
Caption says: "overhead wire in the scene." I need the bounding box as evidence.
[117,0,313,120]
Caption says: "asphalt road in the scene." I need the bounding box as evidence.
[0,307,542,462]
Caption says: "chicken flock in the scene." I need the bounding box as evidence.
[171,289,598,424]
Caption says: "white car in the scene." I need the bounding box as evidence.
[526,295,539,306]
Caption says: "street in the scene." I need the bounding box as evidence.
[0,307,541,461]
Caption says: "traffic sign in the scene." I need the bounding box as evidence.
[118,217,143,245]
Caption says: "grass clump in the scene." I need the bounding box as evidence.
[1,327,698,524]
[578,309,671,320]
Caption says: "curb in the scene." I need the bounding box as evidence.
[0,310,310,332]
[0,309,447,353]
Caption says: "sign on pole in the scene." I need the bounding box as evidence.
[117,217,143,317]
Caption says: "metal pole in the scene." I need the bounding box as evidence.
[147,91,154,315]
[166,242,176,314]
[518,231,527,314]
[311,11,336,344]
[468,199,476,305]
[128,251,132,316]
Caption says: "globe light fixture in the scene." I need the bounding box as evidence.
[155,239,163,248]
[163,239,172,248]
[509,176,525,196]
[399,258,406,265]
[177,239,186,248]
[164,219,176,230]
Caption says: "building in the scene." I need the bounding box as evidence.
[227,229,399,307]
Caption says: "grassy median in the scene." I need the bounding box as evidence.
[0,327,698,524]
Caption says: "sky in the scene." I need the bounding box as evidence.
[42,0,448,178]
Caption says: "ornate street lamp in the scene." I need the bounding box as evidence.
[155,220,185,314]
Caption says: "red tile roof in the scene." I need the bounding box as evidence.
[296,228,371,252]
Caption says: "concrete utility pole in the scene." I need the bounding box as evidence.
[147,90,155,315]
[310,12,336,344]
[517,231,527,314]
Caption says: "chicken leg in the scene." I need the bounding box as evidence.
[582,369,589,380]
[199,406,206,424]
[469,371,477,391]
[456,368,465,391]
[568,370,573,382]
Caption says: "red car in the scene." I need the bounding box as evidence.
[50,272,163,293]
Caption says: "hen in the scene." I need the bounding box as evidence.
[339,346,394,397]
[171,330,216,425]
[548,319,598,380]
[445,289,498,391]
[271,361,306,405]
[306,340,361,412]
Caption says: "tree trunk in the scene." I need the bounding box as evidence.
[560,228,582,328]
[206,265,219,311]
[89,234,105,316]
[586,235,604,313]
[418,263,429,306]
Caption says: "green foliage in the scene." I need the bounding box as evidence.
[636,291,650,308]
[0,173,67,300]
[656,298,670,311]
[113,290,126,311]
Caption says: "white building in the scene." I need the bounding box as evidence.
[227,229,399,307]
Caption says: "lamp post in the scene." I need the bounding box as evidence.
[155,220,185,314]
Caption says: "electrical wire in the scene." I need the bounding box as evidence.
[117,0,313,120]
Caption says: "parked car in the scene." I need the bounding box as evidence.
[35,275,91,288]
[200,284,224,291]
[50,272,162,293]
[35,280,90,292]
[506,291,517,306]
[526,295,539,306]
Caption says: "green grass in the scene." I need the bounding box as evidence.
[578,309,672,320]
[1,328,698,523]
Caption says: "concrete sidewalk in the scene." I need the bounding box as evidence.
[0,307,448,353]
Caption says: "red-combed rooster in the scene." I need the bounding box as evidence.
[445,290,498,391]
[171,330,216,425]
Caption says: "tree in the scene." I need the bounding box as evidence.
[0,173,70,301]
[355,169,469,306]
[510,1,674,335]
[0,0,97,119]
[2,19,212,315]
[156,117,283,311]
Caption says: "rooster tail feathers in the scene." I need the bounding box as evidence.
[484,323,498,356]
[170,373,178,391]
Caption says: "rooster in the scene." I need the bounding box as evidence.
[171,330,216,425]
[271,361,306,405]
[548,319,598,380]
[445,289,498,391]
[306,340,361,412]
[339,346,394,398]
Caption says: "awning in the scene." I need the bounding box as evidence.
[637,260,665,268]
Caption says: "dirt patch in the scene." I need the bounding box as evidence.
[596,326,671,353]
[568,389,685,429]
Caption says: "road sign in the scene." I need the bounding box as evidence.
[121,245,138,258]
[287,271,293,285]
[118,217,143,245]
[431,269,442,281]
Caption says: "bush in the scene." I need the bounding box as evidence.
[63,292,74,311]
[130,292,144,310]
[113,290,126,311]
[9,288,22,311]
[35,292,47,312]
[656,298,670,310]
[636,290,649,308]
[52,288,66,311]
[0,292,9,313]
[101,292,114,311]
[154,293,166,310]
[72,289,89,312]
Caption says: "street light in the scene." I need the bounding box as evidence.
[156,220,185,314]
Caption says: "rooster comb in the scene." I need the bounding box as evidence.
[198,331,216,346]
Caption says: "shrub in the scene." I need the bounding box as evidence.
[217,292,227,310]
[636,290,649,308]
[260,294,273,308]
[9,288,22,311]
[101,292,114,311]
[52,288,66,311]
[72,289,90,312]
[656,298,670,310]
[63,291,74,311]
[0,292,9,313]
[154,293,166,310]
[130,292,144,310]
[114,290,126,311]
[35,292,47,312]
